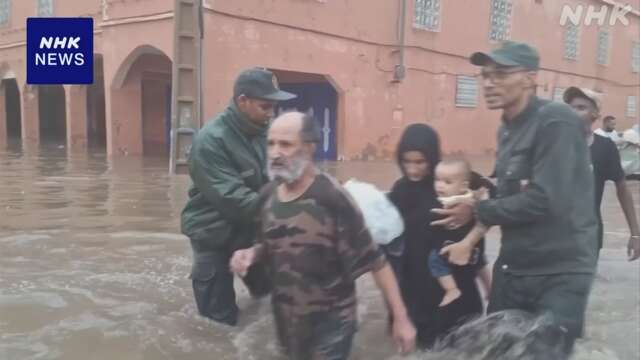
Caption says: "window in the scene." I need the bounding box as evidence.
[633,42,640,73]
[564,24,579,60]
[0,0,10,26]
[37,0,53,17]
[414,0,441,31]
[553,87,566,102]
[489,0,512,41]
[627,96,637,118]
[597,29,609,65]
[456,75,478,108]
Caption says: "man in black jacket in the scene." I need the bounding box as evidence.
[442,41,598,354]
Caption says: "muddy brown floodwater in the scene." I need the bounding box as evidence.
[1,142,638,360]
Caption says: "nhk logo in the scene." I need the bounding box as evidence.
[27,18,93,84]
[560,3,633,26]
[36,37,85,66]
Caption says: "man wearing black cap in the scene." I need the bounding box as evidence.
[440,41,598,353]
[563,87,640,260]
[181,67,296,325]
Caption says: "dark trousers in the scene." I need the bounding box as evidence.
[191,250,271,326]
[488,267,594,354]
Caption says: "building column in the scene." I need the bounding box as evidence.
[107,82,143,156]
[65,85,88,150]
[21,84,39,145]
[0,84,7,146]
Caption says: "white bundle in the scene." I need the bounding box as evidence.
[343,179,404,245]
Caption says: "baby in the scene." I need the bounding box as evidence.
[430,158,492,307]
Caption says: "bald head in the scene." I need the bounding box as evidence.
[267,112,318,184]
[270,111,321,144]
[271,111,304,132]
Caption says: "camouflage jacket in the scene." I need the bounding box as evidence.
[257,172,387,356]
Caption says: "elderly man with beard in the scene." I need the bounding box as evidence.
[229,111,416,359]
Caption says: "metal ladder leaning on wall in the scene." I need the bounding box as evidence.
[169,0,203,174]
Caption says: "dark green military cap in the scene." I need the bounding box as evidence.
[470,41,540,70]
[233,67,296,101]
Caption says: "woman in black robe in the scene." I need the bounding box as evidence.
[385,123,484,349]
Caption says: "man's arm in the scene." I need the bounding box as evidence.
[476,119,577,227]
[440,222,489,265]
[615,181,640,261]
[229,244,265,276]
[371,264,416,354]
[604,139,640,261]
[189,134,260,222]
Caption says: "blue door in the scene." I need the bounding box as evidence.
[277,83,338,161]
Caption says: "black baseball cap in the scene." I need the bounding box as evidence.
[470,41,540,70]
[233,68,296,101]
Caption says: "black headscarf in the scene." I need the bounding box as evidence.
[390,123,442,220]
[395,123,441,184]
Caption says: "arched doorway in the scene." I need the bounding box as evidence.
[38,85,66,144]
[111,46,172,157]
[271,70,339,161]
[2,78,21,140]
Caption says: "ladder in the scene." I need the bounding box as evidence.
[169,0,203,174]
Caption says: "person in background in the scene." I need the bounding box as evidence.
[594,115,624,146]
[563,87,640,260]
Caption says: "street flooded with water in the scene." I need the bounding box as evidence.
[1,142,638,360]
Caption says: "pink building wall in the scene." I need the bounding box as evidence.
[0,0,638,160]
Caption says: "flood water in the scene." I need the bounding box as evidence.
[0,142,638,360]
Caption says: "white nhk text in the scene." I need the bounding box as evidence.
[35,36,85,66]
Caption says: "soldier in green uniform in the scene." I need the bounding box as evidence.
[440,41,598,354]
[230,112,416,359]
[181,68,295,326]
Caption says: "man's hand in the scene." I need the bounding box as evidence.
[628,235,640,261]
[230,247,257,277]
[440,240,474,266]
[431,202,473,230]
[391,315,416,354]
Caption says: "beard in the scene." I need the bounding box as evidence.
[267,152,310,184]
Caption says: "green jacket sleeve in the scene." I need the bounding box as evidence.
[477,119,578,226]
[189,133,260,223]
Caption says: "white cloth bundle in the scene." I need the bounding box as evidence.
[343,179,404,245]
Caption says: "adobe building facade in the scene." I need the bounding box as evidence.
[1,0,638,161]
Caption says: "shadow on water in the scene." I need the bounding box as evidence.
[0,142,637,360]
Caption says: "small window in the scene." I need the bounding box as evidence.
[553,87,566,102]
[456,75,478,108]
[0,0,10,26]
[627,96,637,118]
[37,0,53,17]
[564,24,579,60]
[597,29,609,65]
[489,0,512,41]
[414,0,441,31]
[632,42,640,73]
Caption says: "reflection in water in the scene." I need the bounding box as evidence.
[0,143,637,360]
